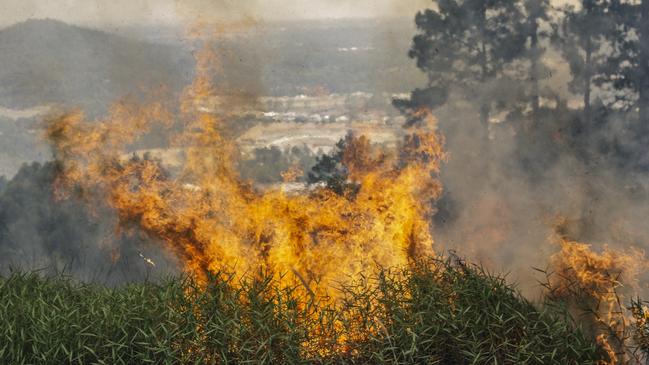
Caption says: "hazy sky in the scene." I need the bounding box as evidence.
[0,0,434,27]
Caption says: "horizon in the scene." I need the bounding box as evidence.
[0,15,420,31]
[1,0,580,29]
[0,0,431,28]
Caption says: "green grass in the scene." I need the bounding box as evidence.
[0,259,605,364]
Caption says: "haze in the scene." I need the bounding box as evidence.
[0,0,433,27]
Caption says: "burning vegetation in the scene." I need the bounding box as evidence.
[544,226,649,364]
[1,258,607,364]
[45,45,444,306]
[7,23,641,364]
[25,43,644,364]
[7,0,649,363]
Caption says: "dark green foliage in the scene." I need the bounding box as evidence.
[354,262,603,364]
[308,133,359,196]
[0,274,191,364]
[0,261,604,364]
[308,151,348,193]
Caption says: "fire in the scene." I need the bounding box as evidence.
[44,42,445,305]
[39,24,649,362]
[548,227,649,364]
[550,238,644,300]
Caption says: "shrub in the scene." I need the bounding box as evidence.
[0,259,604,364]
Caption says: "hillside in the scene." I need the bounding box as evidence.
[0,19,422,112]
[0,19,193,111]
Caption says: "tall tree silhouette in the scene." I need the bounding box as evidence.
[588,0,649,167]
[398,0,527,140]
[558,0,612,127]
[523,0,552,121]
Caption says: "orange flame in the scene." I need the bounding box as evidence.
[45,43,445,306]
[548,228,649,364]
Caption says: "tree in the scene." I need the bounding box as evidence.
[523,0,552,121]
[308,135,350,195]
[0,162,174,282]
[598,1,649,124]
[398,0,528,140]
[558,0,612,127]
[308,132,368,196]
[0,175,6,194]
[239,146,290,184]
[583,0,649,168]
[640,0,649,129]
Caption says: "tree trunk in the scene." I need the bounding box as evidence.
[480,41,490,141]
[530,20,540,120]
[639,0,649,132]
[478,3,491,142]
[583,34,593,130]
[480,104,490,135]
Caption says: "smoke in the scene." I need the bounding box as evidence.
[352,2,648,305]
[2,1,647,305]
[0,14,423,285]
[173,0,431,23]
[39,40,444,298]
[427,73,649,297]
[0,161,179,284]
[0,0,432,27]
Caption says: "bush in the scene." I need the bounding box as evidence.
[0,259,604,364]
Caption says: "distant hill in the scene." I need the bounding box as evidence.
[0,18,422,111]
[209,19,423,96]
[0,18,424,178]
[105,19,424,97]
[0,19,193,111]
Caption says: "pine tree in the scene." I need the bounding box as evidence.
[523,0,552,120]
[587,0,649,167]
[398,0,528,140]
[558,0,612,127]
